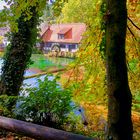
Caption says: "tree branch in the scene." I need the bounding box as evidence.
[128,17,140,31]
[127,25,137,41]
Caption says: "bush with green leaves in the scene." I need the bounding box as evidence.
[132,90,140,112]
[0,95,17,117]
[15,75,74,129]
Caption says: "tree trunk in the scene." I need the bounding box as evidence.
[0,116,94,140]
[105,0,133,139]
[0,7,38,96]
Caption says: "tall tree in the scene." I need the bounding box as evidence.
[60,1,135,138]
[0,7,38,95]
[0,0,46,96]
[0,0,68,96]
[105,0,133,139]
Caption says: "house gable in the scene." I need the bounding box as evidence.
[40,23,86,53]
[64,28,72,39]
[42,27,53,42]
[41,23,86,44]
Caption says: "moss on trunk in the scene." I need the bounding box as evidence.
[0,7,39,96]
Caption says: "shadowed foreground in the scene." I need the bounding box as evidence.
[0,116,96,140]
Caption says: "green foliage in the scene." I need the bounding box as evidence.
[0,4,41,95]
[0,0,46,32]
[32,46,42,54]
[52,0,68,17]
[99,2,107,58]
[128,59,138,72]
[132,91,140,111]
[0,95,17,117]
[60,0,101,23]
[64,111,105,138]
[59,0,107,104]
[15,75,74,128]
[42,4,56,24]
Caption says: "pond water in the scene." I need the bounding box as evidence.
[0,55,74,85]
[0,57,83,115]
[22,71,54,96]
[30,54,74,70]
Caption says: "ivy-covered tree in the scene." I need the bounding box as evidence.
[0,0,46,96]
[0,8,38,95]
[0,0,69,96]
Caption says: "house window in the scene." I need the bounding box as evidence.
[69,44,76,49]
[58,34,64,39]
[60,44,66,48]
[68,44,77,52]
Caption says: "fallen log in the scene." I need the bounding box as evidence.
[24,68,66,79]
[24,64,85,80]
[0,116,95,140]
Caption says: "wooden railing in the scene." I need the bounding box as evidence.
[0,116,96,140]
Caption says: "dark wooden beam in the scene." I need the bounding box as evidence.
[0,116,96,140]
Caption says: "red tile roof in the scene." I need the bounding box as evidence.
[41,23,86,44]
[57,27,71,34]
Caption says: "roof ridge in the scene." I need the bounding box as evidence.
[51,23,85,26]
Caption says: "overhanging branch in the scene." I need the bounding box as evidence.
[127,25,137,41]
[128,17,140,31]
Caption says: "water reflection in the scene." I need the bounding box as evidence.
[30,54,74,70]
[46,57,74,67]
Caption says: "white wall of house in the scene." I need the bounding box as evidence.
[70,44,78,52]
[44,47,51,51]
[61,48,67,52]
[71,48,78,53]
[42,43,79,53]
[62,44,69,52]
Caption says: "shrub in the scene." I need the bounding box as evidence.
[0,95,17,117]
[15,75,74,129]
